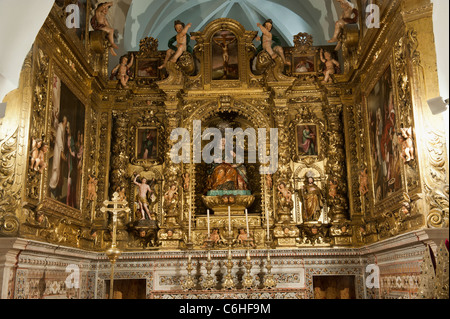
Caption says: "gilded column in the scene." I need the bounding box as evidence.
[159,90,183,249]
[272,87,299,247]
[324,100,348,223]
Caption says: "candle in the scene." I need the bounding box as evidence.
[266,208,270,241]
[207,209,210,237]
[245,209,249,236]
[207,250,211,261]
[267,250,270,261]
[188,254,191,263]
[188,210,192,241]
[228,206,231,235]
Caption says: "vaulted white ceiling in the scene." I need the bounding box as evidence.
[121,0,342,52]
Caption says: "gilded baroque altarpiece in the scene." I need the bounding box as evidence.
[0,0,447,271]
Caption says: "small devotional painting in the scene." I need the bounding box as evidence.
[367,66,402,203]
[211,30,239,80]
[136,128,159,161]
[296,124,319,157]
[292,55,316,74]
[136,59,159,78]
[48,73,85,210]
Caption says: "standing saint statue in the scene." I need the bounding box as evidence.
[300,176,324,222]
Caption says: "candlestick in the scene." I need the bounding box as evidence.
[263,249,277,289]
[182,253,195,290]
[207,209,210,237]
[228,206,231,235]
[188,210,192,241]
[242,249,254,289]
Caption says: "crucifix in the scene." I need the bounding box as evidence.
[213,34,236,77]
[100,192,130,299]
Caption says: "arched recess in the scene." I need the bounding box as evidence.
[181,98,273,217]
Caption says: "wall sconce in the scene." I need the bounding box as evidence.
[427,96,449,115]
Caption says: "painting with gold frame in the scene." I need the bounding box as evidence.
[47,73,86,210]
[292,54,316,75]
[136,58,159,79]
[136,127,159,161]
[211,30,239,80]
[366,65,402,203]
[296,124,319,157]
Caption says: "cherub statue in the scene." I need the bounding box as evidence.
[328,177,339,199]
[265,174,273,189]
[158,20,193,70]
[399,193,412,219]
[328,0,359,49]
[164,184,178,203]
[36,143,49,173]
[133,174,155,220]
[397,127,414,162]
[256,19,290,66]
[203,228,225,247]
[91,2,118,56]
[87,174,98,201]
[111,54,134,89]
[236,228,255,247]
[30,139,49,173]
[115,186,126,201]
[359,168,369,196]
[182,172,190,192]
[320,49,340,84]
[277,182,292,202]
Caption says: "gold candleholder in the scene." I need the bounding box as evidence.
[201,251,216,290]
[222,248,236,290]
[182,254,196,291]
[241,249,254,289]
[263,250,277,289]
[101,192,130,299]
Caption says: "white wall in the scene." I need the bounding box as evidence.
[431,0,449,161]
[0,0,54,103]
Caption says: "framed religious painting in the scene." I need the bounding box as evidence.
[211,30,239,80]
[365,65,403,204]
[296,124,319,157]
[47,72,86,211]
[291,54,317,75]
[136,127,159,161]
[135,58,160,79]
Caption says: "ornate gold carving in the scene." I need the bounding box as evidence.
[426,185,449,229]
[324,103,348,221]
[0,128,21,236]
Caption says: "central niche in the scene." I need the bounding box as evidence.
[195,112,261,215]
[211,30,239,80]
